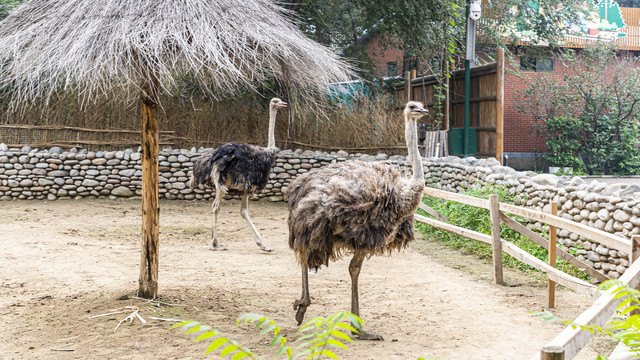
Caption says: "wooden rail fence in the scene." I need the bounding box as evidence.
[0,124,178,151]
[418,186,640,359]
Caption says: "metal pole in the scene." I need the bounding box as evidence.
[464,59,470,157]
[464,0,471,157]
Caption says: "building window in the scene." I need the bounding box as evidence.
[520,56,554,72]
[386,61,398,77]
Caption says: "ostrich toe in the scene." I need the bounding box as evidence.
[210,243,228,251]
[356,330,384,341]
[260,245,273,253]
[293,299,309,325]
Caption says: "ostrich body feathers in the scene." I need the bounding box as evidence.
[190,143,277,193]
[287,161,424,269]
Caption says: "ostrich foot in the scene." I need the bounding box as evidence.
[260,245,273,253]
[293,299,310,325]
[210,242,228,251]
[354,330,384,341]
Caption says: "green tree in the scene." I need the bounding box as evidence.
[0,0,21,20]
[280,0,588,79]
[518,46,640,175]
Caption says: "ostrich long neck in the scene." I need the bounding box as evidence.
[267,107,277,149]
[406,115,424,181]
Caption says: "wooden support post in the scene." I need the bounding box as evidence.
[444,61,450,131]
[405,71,412,102]
[541,346,564,360]
[496,47,504,165]
[138,78,160,299]
[548,201,558,308]
[489,194,504,285]
[631,235,640,263]
[631,235,640,317]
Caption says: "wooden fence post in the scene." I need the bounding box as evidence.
[489,194,504,285]
[405,71,412,103]
[632,235,640,317]
[541,345,564,360]
[631,235,640,263]
[548,201,558,308]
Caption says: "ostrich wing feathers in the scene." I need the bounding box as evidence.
[287,161,424,269]
[191,143,276,193]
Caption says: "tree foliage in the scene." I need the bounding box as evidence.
[280,0,588,79]
[0,0,20,20]
[517,46,640,175]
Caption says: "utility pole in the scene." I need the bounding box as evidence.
[464,0,481,157]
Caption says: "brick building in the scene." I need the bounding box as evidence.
[362,5,640,169]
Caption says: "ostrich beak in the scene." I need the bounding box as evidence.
[411,107,428,117]
[277,101,288,108]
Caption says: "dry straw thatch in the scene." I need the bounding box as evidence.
[0,0,353,105]
[0,0,354,299]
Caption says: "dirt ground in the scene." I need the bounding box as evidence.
[0,199,611,360]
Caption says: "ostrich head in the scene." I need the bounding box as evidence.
[267,98,287,150]
[403,101,427,181]
[403,101,428,120]
[270,97,288,110]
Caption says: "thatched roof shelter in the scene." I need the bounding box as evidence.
[0,0,353,298]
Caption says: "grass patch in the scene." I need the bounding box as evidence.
[416,185,590,281]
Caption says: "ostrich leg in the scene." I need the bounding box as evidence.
[240,193,273,252]
[293,261,311,325]
[349,252,383,341]
[210,187,227,251]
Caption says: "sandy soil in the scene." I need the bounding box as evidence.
[0,199,611,360]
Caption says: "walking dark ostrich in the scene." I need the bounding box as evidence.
[189,97,287,252]
[287,101,428,340]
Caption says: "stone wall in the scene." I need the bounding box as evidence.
[1,143,639,278]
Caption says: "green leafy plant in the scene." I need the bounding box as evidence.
[533,279,640,359]
[171,312,364,359]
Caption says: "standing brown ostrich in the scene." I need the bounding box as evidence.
[189,97,287,252]
[287,101,429,340]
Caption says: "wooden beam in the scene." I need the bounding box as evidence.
[138,78,160,299]
[414,214,595,296]
[608,341,635,360]
[632,235,640,318]
[549,202,558,308]
[499,213,609,283]
[405,71,412,103]
[415,214,492,245]
[496,47,504,165]
[418,202,449,223]
[500,241,595,297]
[450,95,497,105]
[530,256,640,360]
[423,187,489,209]
[0,123,176,135]
[490,195,505,285]
[500,203,631,253]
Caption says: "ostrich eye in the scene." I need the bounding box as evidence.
[409,105,415,109]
